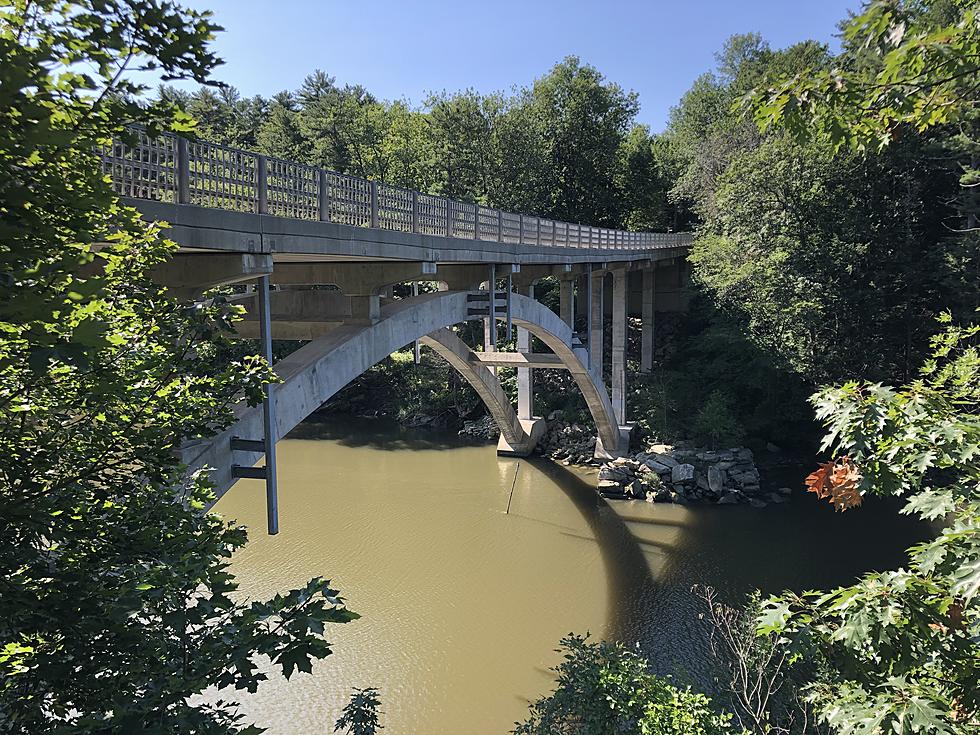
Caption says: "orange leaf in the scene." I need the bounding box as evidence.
[805,456,862,511]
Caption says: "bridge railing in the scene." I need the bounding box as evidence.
[100,129,692,251]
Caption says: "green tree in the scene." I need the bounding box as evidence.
[0,2,357,731]
[257,91,310,161]
[514,634,735,735]
[523,56,639,226]
[745,3,980,732]
[757,316,980,734]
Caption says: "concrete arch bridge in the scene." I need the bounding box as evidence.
[102,130,692,532]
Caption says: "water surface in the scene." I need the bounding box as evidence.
[213,418,926,734]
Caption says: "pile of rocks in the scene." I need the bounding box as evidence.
[597,443,791,507]
[458,415,498,441]
[535,412,598,465]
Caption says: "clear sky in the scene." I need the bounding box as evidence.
[176,0,859,132]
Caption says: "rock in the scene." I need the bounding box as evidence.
[749,498,768,509]
[777,486,793,496]
[642,459,672,474]
[766,442,783,453]
[649,452,679,468]
[547,409,564,421]
[717,492,741,505]
[765,492,788,504]
[708,466,725,493]
[671,463,695,483]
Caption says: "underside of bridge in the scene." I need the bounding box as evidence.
[167,252,691,517]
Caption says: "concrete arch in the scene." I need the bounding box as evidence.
[183,290,624,500]
[418,328,542,456]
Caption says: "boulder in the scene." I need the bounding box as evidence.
[671,463,695,483]
[717,492,741,505]
[707,466,725,494]
[642,459,672,474]
[649,452,679,468]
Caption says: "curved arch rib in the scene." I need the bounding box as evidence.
[185,290,625,501]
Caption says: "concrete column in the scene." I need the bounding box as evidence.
[575,273,589,322]
[559,277,574,329]
[611,269,628,425]
[640,268,656,374]
[517,283,534,420]
[589,270,604,376]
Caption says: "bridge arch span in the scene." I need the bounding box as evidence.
[185,290,624,501]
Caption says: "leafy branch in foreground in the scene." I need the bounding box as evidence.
[757,315,980,734]
[0,2,359,732]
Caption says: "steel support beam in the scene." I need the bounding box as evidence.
[257,275,279,535]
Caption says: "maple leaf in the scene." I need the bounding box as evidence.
[805,456,862,511]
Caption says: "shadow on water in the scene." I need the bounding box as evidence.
[524,457,931,691]
[288,416,489,452]
[523,459,659,644]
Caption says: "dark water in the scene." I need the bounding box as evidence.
[211,418,927,734]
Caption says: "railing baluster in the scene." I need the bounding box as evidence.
[257,155,268,214]
[176,137,190,205]
[318,170,329,221]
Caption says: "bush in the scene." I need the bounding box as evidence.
[514,634,735,735]
[692,390,746,448]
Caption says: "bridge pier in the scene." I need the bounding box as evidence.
[589,269,605,376]
[516,283,534,421]
[640,268,656,374]
[611,269,628,426]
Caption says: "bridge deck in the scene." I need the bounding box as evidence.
[105,130,690,266]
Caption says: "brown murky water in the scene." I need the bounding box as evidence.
[211,418,926,735]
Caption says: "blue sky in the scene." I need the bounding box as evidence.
[176,0,859,132]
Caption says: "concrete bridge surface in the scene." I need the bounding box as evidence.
[103,130,692,533]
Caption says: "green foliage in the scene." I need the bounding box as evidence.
[514,634,736,735]
[689,133,969,385]
[692,390,746,449]
[0,3,358,732]
[664,10,976,433]
[334,688,383,735]
[747,0,980,155]
[166,56,671,230]
[757,316,980,734]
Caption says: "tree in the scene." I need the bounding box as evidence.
[514,634,735,735]
[757,316,980,734]
[0,2,358,731]
[523,56,639,226]
[743,3,980,732]
[257,91,310,161]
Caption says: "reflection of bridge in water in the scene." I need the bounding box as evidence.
[103,131,692,532]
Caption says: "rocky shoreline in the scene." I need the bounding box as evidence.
[459,413,791,507]
[596,444,790,507]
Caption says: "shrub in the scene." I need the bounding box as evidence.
[514,634,735,735]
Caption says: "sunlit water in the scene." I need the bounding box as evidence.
[212,418,927,734]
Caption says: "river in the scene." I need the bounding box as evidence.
[212,418,927,734]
